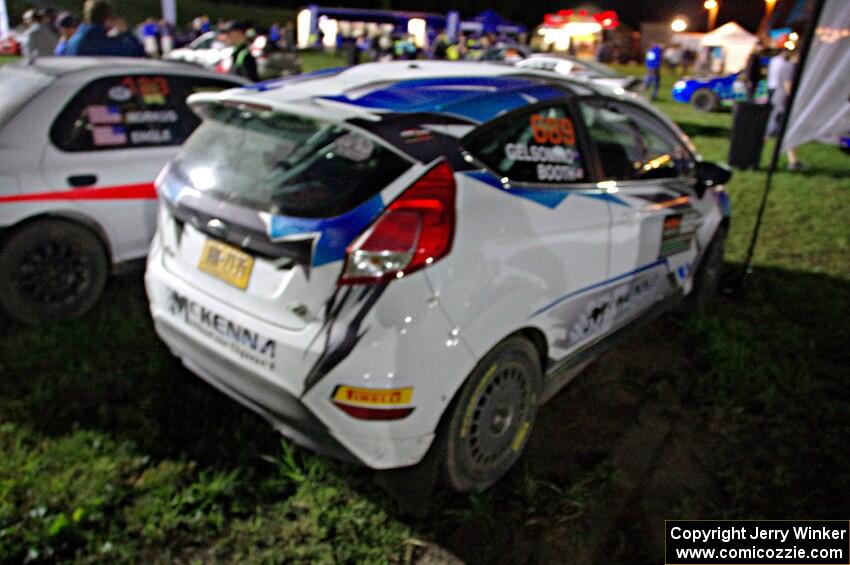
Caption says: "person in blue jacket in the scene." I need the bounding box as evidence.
[644,43,663,101]
[54,13,79,56]
[269,23,281,47]
[63,0,145,57]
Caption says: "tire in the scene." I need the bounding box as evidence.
[692,88,720,112]
[0,219,109,324]
[441,336,542,492]
[688,226,727,313]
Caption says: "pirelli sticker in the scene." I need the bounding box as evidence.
[332,386,413,407]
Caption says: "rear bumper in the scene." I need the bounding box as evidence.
[145,237,477,469]
[154,317,361,464]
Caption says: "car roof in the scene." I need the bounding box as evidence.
[191,60,611,124]
[184,31,220,47]
[6,56,233,79]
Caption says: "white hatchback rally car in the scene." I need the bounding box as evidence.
[146,61,732,491]
[0,57,245,323]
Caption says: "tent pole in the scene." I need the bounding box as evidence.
[730,0,826,291]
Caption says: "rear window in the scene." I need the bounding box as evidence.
[0,67,53,128]
[172,104,411,218]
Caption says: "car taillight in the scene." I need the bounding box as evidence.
[339,161,456,285]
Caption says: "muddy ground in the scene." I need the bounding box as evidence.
[424,318,718,564]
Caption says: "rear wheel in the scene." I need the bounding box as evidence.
[441,336,542,492]
[692,88,720,112]
[0,219,108,324]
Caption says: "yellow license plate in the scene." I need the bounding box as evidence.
[198,239,254,290]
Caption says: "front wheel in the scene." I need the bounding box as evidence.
[441,336,542,492]
[0,219,109,324]
[692,88,720,112]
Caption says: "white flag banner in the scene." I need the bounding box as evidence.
[161,0,177,26]
[0,0,9,40]
[782,0,850,151]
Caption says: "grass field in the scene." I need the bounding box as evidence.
[0,59,848,563]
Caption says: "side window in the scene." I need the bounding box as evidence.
[50,75,236,152]
[464,104,586,184]
[580,100,694,181]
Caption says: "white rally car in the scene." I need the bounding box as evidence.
[0,57,246,323]
[165,32,232,70]
[146,61,732,491]
[514,55,641,92]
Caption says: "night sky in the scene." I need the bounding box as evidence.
[220,0,766,32]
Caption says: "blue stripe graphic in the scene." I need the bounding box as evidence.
[268,193,385,267]
[320,77,566,122]
[715,189,731,218]
[465,171,570,208]
[575,191,630,207]
[464,171,630,209]
[529,259,668,318]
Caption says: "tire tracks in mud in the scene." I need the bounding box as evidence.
[530,329,719,564]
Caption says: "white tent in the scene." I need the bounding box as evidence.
[701,21,759,73]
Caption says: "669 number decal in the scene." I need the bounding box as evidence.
[530,114,576,146]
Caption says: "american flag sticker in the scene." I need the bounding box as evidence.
[92,125,128,147]
[86,105,123,125]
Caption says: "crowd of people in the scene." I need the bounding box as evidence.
[14,1,272,81]
[14,1,525,67]
[331,29,526,67]
[12,2,621,77]
[18,1,148,58]
[12,0,529,86]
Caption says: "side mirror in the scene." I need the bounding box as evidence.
[695,161,732,196]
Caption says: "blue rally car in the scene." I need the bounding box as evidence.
[672,73,767,112]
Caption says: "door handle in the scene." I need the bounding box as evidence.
[68,174,98,187]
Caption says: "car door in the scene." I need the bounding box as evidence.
[40,72,240,263]
[578,97,702,311]
[439,100,614,360]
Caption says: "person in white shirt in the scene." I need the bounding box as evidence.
[767,49,793,102]
[767,50,805,170]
